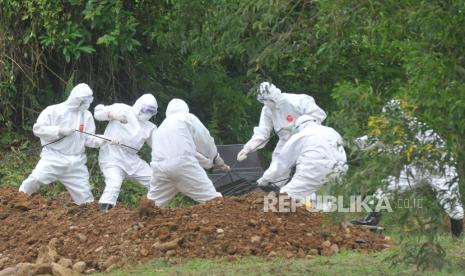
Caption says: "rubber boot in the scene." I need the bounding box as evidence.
[350,212,382,226]
[450,218,463,237]
[99,203,114,213]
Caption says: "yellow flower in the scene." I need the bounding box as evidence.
[424,143,433,151]
[369,129,382,136]
[406,145,416,162]
[403,225,412,232]
[394,140,404,145]
[367,116,389,135]
[367,116,377,127]
[396,97,417,117]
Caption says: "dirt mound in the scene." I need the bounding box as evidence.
[0,187,388,273]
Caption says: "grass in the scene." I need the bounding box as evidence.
[98,236,465,276]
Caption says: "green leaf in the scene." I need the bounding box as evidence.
[78,45,95,54]
[64,72,75,97]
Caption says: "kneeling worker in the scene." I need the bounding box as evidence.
[257,115,347,203]
[147,99,230,207]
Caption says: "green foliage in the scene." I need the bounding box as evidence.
[330,82,383,139]
[118,180,148,208]
[384,193,450,271]
[167,194,197,209]
[388,237,448,271]
[0,139,39,186]
[331,89,461,270]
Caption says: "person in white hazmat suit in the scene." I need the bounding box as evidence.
[19,83,113,205]
[237,82,327,186]
[351,99,464,237]
[147,98,230,207]
[94,94,158,212]
[256,115,347,203]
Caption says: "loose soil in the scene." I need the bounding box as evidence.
[0,187,388,273]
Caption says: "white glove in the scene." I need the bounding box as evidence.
[58,128,75,136]
[283,121,295,131]
[213,154,230,172]
[237,148,250,162]
[109,138,120,145]
[256,177,269,187]
[108,111,128,124]
[217,164,231,172]
[97,135,119,145]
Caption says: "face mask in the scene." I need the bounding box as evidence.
[138,112,152,121]
[263,100,275,109]
[257,94,267,102]
[78,102,90,111]
[78,96,93,111]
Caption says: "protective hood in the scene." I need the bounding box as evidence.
[295,115,315,133]
[132,94,158,114]
[65,83,93,110]
[166,98,189,116]
[257,82,282,103]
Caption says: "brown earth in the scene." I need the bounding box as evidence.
[0,187,388,273]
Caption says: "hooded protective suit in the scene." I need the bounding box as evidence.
[357,99,464,221]
[257,115,347,201]
[147,99,224,207]
[94,94,158,207]
[238,82,327,186]
[19,83,106,205]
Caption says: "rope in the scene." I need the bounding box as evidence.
[1,129,139,165]
[76,130,140,151]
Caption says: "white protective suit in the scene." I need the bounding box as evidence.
[147,99,223,207]
[240,82,327,186]
[19,83,107,205]
[358,99,464,220]
[94,94,158,206]
[258,115,347,201]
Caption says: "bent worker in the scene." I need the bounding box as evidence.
[237,82,326,186]
[94,94,158,212]
[351,99,464,237]
[147,98,229,207]
[19,83,113,205]
[256,115,347,202]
